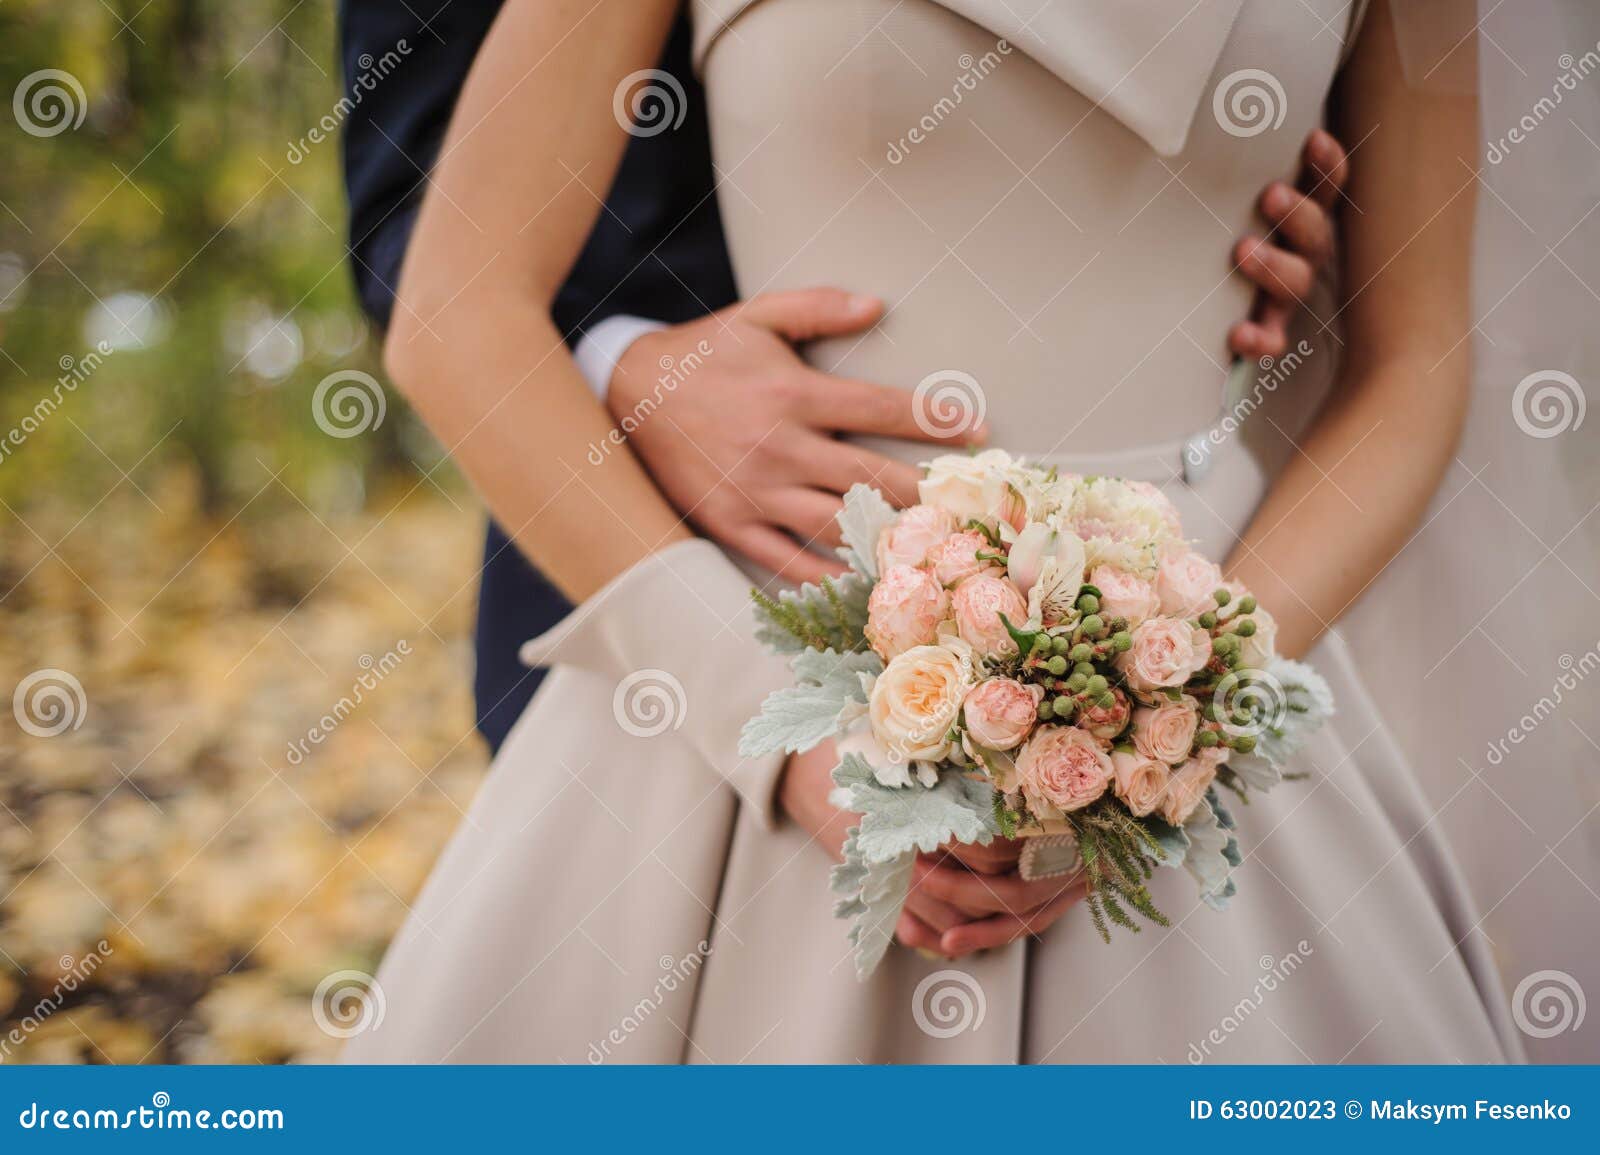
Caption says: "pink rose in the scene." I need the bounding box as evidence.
[876,504,957,575]
[1131,695,1200,764]
[927,531,1001,587]
[1016,725,1113,814]
[1077,687,1131,741]
[1156,549,1224,618]
[1089,564,1159,627]
[962,677,1044,751]
[865,564,950,660]
[951,573,1028,659]
[1110,749,1170,818]
[1158,759,1218,826]
[1118,617,1213,692]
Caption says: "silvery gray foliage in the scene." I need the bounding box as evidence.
[830,830,914,980]
[1229,751,1282,791]
[738,649,882,757]
[1182,790,1240,910]
[750,570,872,655]
[835,483,898,580]
[1256,657,1335,768]
[832,753,1000,861]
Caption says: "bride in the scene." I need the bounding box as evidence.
[350,0,1521,1062]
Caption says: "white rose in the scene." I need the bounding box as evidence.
[868,640,976,764]
[1237,604,1279,667]
[918,449,1024,531]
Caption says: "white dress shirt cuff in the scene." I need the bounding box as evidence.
[571,315,669,401]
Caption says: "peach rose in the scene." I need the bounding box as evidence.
[876,504,957,575]
[869,641,975,763]
[1118,617,1213,692]
[1110,749,1170,818]
[1016,725,1113,814]
[865,564,950,660]
[1090,564,1159,627]
[1131,695,1200,764]
[1156,549,1224,618]
[951,573,1028,659]
[927,531,1001,587]
[962,677,1043,751]
[1158,759,1218,826]
[1078,687,1132,741]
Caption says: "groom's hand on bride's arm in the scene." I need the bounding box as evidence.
[1229,128,1350,360]
[606,288,988,586]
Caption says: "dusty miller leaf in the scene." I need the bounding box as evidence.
[835,484,898,580]
[830,829,914,979]
[1183,789,1240,910]
[832,753,1000,862]
[739,649,881,757]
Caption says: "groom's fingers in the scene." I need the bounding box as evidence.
[798,371,990,446]
[733,288,884,342]
[728,523,845,585]
[1301,128,1350,211]
[764,487,845,549]
[798,435,922,508]
[1233,235,1314,304]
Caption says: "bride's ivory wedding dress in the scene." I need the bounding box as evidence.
[346,0,1522,1063]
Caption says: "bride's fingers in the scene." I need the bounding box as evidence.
[936,839,1021,875]
[763,487,845,549]
[904,890,975,935]
[729,523,845,585]
[795,434,922,508]
[895,909,944,954]
[912,857,1075,916]
[939,883,1089,956]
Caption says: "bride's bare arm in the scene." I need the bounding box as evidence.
[382,0,687,601]
[1224,0,1477,657]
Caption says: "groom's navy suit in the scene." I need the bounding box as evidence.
[338,3,737,751]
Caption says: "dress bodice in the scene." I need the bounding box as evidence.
[694,0,1363,455]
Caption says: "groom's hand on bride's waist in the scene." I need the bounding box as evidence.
[606,288,988,586]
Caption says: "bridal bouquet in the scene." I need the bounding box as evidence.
[741,450,1334,977]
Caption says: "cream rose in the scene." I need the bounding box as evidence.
[876,504,957,574]
[1119,617,1213,692]
[1158,759,1218,826]
[951,573,1029,658]
[1155,548,1224,618]
[1016,725,1113,814]
[1078,687,1132,741]
[918,449,1026,531]
[869,642,975,763]
[1110,749,1170,818]
[1131,695,1200,764]
[926,531,1001,587]
[1089,564,1159,627]
[1237,604,1279,668]
[864,564,950,660]
[962,677,1044,751]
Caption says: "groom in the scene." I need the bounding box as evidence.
[337,2,1350,754]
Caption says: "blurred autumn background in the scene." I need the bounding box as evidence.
[0,2,487,1061]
